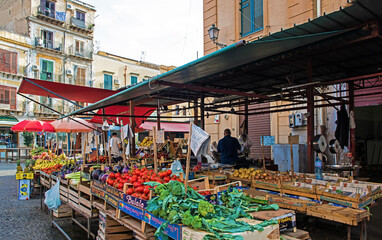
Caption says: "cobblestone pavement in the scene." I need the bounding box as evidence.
[0,163,89,240]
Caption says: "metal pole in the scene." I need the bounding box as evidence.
[245,99,249,135]
[306,60,315,173]
[157,99,161,130]
[194,99,198,125]
[130,101,136,155]
[201,93,205,130]
[348,82,356,166]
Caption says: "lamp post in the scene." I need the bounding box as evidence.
[208,24,227,48]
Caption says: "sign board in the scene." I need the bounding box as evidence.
[288,135,299,145]
[260,136,275,146]
[119,201,145,220]
[16,173,34,180]
[18,179,31,200]
[122,193,148,209]
[156,129,165,144]
[143,211,183,240]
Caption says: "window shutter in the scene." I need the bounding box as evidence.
[254,0,263,30]
[131,76,138,85]
[40,0,46,13]
[50,1,55,18]
[10,87,16,110]
[11,52,17,74]
[240,0,252,36]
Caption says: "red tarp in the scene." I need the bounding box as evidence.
[90,106,155,128]
[18,78,118,103]
[139,121,189,132]
[18,78,155,126]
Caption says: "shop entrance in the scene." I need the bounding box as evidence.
[355,105,382,177]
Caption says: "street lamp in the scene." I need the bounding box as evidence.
[208,24,227,48]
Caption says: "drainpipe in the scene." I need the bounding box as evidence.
[316,0,321,18]
[124,66,127,86]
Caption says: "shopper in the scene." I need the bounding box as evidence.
[109,132,123,162]
[217,129,241,165]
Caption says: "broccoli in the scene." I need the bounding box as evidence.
[159,209,168,219]
[167,210,179,223]
[152,209,160,217]
[159,190,170,201]
[198,200,215,218]
[168,181,183,196]
[155,184,166,195]
[181,211,193,226]
[191,215,203,230]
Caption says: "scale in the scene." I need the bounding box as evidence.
[328,139,341,165]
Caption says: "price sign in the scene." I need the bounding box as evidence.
[156,130,165,144]
[288,135,299,145]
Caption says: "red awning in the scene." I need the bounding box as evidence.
[18,78,118,103]
[90,106,155,128]
[139,121,189,132]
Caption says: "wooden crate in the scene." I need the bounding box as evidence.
[282,182,318,200]
[188,177,210,190]
[306,204,370,226]
[214,181,242,193]
[53,204,72,218]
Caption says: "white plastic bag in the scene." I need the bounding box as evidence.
[171,160,184,176]
[44,180,61,210]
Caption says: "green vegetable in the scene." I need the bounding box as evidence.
[198,200,215,218]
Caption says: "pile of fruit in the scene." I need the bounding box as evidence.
[89,155,107,163]
[96,166,183,201]
[139,137,153,147]
[16,160,34,173]
[198,190,213,196]
[253,171,304,183]
[231,168,262,179]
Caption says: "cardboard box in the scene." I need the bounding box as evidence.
[251,209,296,232]
[182,219,279,240]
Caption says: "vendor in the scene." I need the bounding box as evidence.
[109,132,122,162]
[217,129,241,165]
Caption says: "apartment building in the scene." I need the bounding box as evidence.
[203,0,351,156]
[0,0,96,113]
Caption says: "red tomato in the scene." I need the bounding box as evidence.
[115,173,121,178]
[143,186,150,194]
[109,172,115,179]
[164,177,170,183]
[166,169,172,176]
[193,187,198,190]
[135,186,143,193]
[118,182,124,189]
[117,177,123,182]
[141,194,149,200]
[126,188,134,195]
[131,176,138,183]
[133,182,142,188]
[205,191,211,195]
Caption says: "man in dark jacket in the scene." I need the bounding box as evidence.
[217,129,241,164]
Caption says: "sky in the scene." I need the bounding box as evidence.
[87,0,203,67]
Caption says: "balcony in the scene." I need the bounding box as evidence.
[68,45,93,61]
[35,37,63,54]
[36,6,64,26]
[70,17,94,35]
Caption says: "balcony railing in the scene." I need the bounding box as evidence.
[38,5,55,19]
[35,37,63,52]
[71,17,86,29]
[68,45,93,59]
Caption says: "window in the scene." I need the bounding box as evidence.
[240,0,263,37]
[104,74,113,90]
[76,10,86,22]
[42,30,53,49]
[75,40,84,55]
[74,65,86,86]
[40,0,55,18]
[131,76,138,85]
[0,49,17,74]
[0,85,17,110]
[40,59,54,81]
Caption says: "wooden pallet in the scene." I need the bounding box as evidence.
[306,204,370,226]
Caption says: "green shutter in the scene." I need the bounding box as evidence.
[104,74,112,90]
[131,76,138,85]
[240,0,252,36]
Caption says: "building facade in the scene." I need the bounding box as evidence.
[203,0,351,156]
[1,0,96,114]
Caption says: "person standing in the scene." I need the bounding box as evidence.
[109,132,122,162]
[217,129,241,165]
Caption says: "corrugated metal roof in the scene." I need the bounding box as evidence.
[64,0,382,117]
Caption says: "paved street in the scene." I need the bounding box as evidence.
[0,163,89,240]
